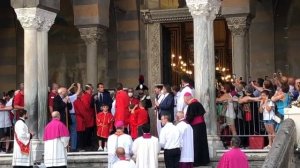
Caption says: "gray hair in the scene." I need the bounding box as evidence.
[231,136,241,147]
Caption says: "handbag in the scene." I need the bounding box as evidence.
[272,115,281,123]
[243,103,252,121]
[217,103,227,116]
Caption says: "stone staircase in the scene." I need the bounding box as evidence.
[0,149,269,168]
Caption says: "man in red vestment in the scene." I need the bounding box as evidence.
[115,83,130,131]
[81,84,95,150]
[73,92,87,151]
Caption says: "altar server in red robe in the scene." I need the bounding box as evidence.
[96,104,114,151]
[130,100,149,139]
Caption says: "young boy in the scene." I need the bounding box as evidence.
[130,100,149,139]
[96,103,114,151]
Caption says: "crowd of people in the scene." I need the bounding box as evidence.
[1,75,212,168]
[1,72,300,168]
[216,74,300,149]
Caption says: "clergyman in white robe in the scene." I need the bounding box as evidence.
[132,133,161,168]
[12,117,33,167]
[177,84,194,116]
[107,133,133,168]
[112,159,136,168]
[156,92,165,135]
[43,112,70,168]
[176,118,194,166]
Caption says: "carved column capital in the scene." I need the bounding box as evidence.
[186,0,221,20]
[14,8,56,31]
[79,27,104,45]
[38,10,57,32]
[226,16,250,36]
[141,10,153,24]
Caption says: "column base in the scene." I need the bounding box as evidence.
[207,135,224,158]
[31,139,44,164]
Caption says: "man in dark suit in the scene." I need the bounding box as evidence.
[53,87,72,126]
[158,85,175,121]
[91,83,113,113]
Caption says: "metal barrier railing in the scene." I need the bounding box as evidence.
[216,101,273,148]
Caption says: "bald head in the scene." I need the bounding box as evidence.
[58,87,67,97]
[184,94,193,104]
[115,147,125,158]
[176,111,185,121]
[52,111,60,119]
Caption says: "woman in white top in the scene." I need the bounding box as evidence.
[259,90,275,149]
[216,83,237,136]
[0,97,13,153]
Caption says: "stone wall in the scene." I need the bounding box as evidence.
[114,0,141,88]
[249,0,275,79]
[286,0,300,77]
[274,0,300,77]
[0,0,22,92]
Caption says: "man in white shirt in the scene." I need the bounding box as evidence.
[132,125,160,168]
[176,111,194,167]
[159,114,181,168]
[67,83,81,152]
[112,147,135,168]
[154,84,164,135]
[172,85,181,120]
[107,121,133,168]
[177,75,195,116]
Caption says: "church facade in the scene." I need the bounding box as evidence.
[0,0,299,91]
[0,0,299,161]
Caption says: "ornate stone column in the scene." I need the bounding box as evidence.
[37,11,57,139]
[97,28,108,86]
[15,7,57,162]
[14,8,40,139]
[146,23,162,92]
[207,5,219,137]
[186,0,224,157]
[226,16,250,81]
[79,27,102,88]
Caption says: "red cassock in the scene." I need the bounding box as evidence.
[81,93,95,128]
[130,108,149,139]
[74,98,86,132]
[129,112,138,139]
[115,90,130,126]
[129,98,139,107]
[136,108,149,126]
[96,112,114,138]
